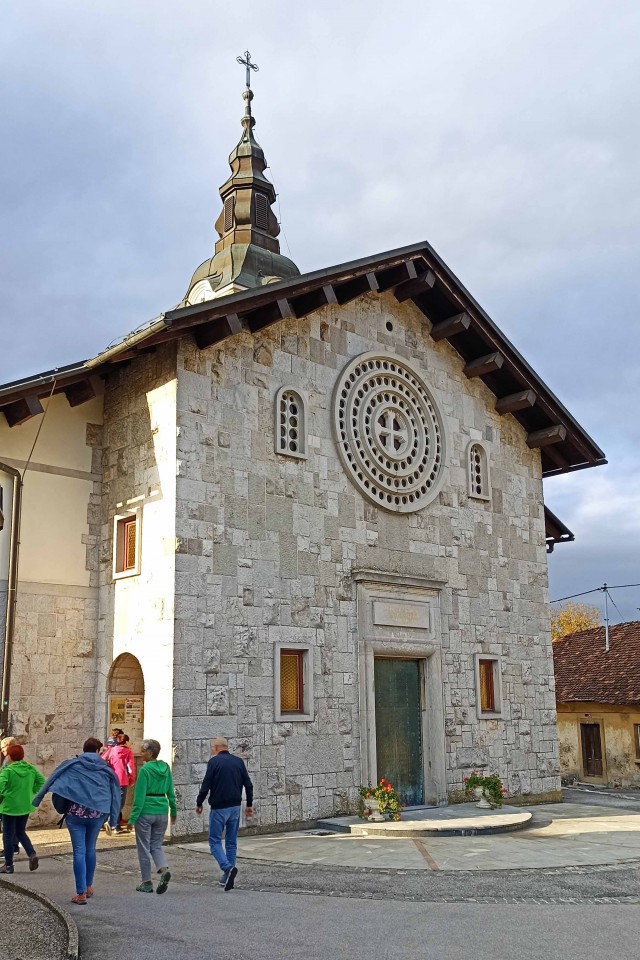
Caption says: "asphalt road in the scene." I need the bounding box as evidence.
[11,844,640,960]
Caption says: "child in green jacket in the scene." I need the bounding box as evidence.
[128,738,176,894]
[0,744,45,873]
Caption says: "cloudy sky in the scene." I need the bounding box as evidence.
[2,1,638,618]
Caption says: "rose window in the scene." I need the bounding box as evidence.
[333,352,446,512]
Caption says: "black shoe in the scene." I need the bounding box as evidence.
[224,866,238,891]
[0,864,14,874]
[29,854,39,872]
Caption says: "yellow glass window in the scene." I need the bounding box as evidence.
[479,659,495,713]
[280,651,303,713]
[123,519,137,571]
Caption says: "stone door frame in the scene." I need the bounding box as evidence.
[354,571,447,806]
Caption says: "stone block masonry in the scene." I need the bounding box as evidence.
[170,293,560,832]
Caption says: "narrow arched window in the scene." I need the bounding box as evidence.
[275,387,307,459]
[467,441,491,500]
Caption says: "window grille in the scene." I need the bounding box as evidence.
[280,650,304,713]
[255,192,269,231]
[223,196,234,233]
[275,388,307,459]
[467,441,490,500]
[113,510,141,578]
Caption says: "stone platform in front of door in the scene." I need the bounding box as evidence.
[179,800,640,871]
[316,803,531,837]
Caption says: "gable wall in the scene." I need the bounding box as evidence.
[172,291,560,832]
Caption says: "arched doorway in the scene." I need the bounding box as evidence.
[107,653,145,755]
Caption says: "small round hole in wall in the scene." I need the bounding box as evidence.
[385,321,393,332]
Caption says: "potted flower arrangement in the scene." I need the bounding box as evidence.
[463,771,507,809]
[359,778,403,821]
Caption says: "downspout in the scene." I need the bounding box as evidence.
[0,461,22,735]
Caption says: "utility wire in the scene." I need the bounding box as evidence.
[551,583,640,604]
[21,378,57,481]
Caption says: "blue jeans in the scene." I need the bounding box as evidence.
[2,814,35,867]
[208,806,241,873]
[66,815,104,894]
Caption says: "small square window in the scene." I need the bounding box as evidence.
[274,643,313,722]
[475,654,502,718]
[113,509,142,579]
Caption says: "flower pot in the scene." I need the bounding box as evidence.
[364,798,386,822]
[473,786,491,809]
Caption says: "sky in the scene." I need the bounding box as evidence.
[1,1,639,619]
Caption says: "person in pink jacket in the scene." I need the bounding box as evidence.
[102,733,136,834]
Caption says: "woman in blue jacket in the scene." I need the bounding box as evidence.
[33,737,120,905]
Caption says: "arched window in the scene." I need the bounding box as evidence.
[275,387,307,459]
[467,441,491,500]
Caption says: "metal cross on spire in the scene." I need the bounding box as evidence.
[236,50,259,91]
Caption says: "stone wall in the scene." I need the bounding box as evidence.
[96,345,178,779]
[171,290,560,832]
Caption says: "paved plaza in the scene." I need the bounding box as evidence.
[6,793,640,959]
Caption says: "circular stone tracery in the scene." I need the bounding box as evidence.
[333,352,446,513]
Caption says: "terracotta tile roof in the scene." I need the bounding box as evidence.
[553,621,640,705]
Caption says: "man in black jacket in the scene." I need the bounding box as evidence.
[196,737,253,891]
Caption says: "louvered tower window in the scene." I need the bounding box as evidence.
[255,192,269,231]
[223,196,235,233]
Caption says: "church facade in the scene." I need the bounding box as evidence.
[0,77,605,832]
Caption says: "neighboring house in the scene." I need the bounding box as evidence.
[0,76,606,832]
[554,622,640,787]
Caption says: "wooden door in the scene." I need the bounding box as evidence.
[374,658,424,806]
[580,722,603,777]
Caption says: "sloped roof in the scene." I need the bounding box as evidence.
[553,621,640,705]
[0,241,605,478]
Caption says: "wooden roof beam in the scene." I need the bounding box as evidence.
[194,314,242,350]
[463,352,504,378]
[495,389,537,415]
[430,312,471,342]
[527,424,567,448]
[63,376,103,408]
[375,260,418,292]
[394,269,436,303]
[2,394,44,427]
[246,298,294,333]
[334,272,378,305]
[291,284,338,318]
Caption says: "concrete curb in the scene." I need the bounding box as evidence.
[0,876,79,960]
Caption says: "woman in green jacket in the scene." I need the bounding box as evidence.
[128,739,176,894]
[0,744,45,873]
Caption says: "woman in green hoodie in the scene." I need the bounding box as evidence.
[128,738,176,894]
[0,744,45,874]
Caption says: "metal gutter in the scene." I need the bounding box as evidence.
[85,315,169,368]
[0,460,22,735]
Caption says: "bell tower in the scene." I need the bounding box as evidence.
[183,52,299,305]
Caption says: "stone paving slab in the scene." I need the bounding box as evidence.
[318,803,532,836]
[179,802,640,872]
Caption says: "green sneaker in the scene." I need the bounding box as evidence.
[156,869,171,895]
[136,881,154,893]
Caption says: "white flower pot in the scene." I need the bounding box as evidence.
[473,786,491,809]
[364,798,386,822]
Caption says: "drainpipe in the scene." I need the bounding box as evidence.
[0,461,22,736]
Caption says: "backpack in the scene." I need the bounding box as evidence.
[52,792,72,826]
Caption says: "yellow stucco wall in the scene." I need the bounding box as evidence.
[0,393,103,587]
[557,702,640,787]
